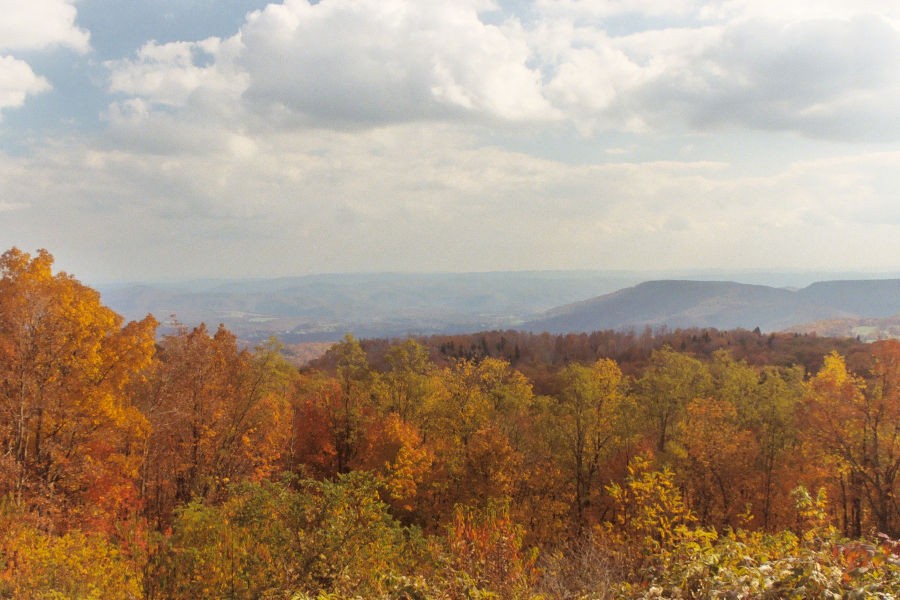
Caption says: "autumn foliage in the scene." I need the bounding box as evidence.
[0,248,897,598]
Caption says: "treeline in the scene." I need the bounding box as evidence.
[316,327,869,392]
[0,248,897,599]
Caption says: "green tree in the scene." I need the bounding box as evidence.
[635,346,712,454]
[554,358,630,527]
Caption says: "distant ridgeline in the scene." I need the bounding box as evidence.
[101,276,900,343]
[524,279,900,337]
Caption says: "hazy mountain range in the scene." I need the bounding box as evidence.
[525,279,900,338]
[97,272,900,343]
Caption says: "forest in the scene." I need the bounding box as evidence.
[0,247,897,599]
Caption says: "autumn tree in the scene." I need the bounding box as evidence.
[675,397,757,528]
[417,357,532,523]
[0,248,156,529]
[149,473,426,599]
[135,325,293,525]
[804,348,900,537]
[863,341,900,536]
[290,334,377,479]
[442,499,538,599]
[746,366,804,530]
[604,454,696,579]
[377,338,434,422]
[634,346,712,454]
[553,358,631,527]
[703,350,810,530]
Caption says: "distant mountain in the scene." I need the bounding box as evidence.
[99,273,900,342]
[99,271,644,342]
[797,280,900,316]
[524,279,900,334]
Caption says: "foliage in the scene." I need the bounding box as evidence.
[0,507,143,599]
[2,247,899,599]
[440,499,538,599]
[0,248,157,533]
[149,473,426,599]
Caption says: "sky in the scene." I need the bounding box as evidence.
[0,0,898,282]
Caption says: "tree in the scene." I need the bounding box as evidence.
[863,341,900,536]
[554,358,629,527]
[423,358,531,512]
[804,346,900,537]
[0,248,156,529]
[333,334,374,473]
[149,474,425,599]
[378,339,434,422]
[675,397,757,528]
[443,499,537,599]
[135,325,293,526]
[634,346,712,454]
[746,366,803,530]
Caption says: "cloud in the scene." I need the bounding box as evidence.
[534,0,701,19]
[677,15,900,139]
[701,0,899,23]
[3,117,898,280]
[106,37,247,109]
[102,0,899,141]
[531,7,900,140]
[237,0,554,125]
[5,0,899,281]
[105,0,556,128]
[0,0,90,53]
[0,56,51,113]
[0,0,88,116]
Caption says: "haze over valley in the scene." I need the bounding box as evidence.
[99,271,900,346]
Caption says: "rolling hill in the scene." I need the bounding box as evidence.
[99,273,900,343]
[98,271,642,342]
[524,279,900,335]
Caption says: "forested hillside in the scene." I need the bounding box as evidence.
[1,248,897,598]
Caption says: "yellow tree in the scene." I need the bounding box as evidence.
[420,358,531,523]
[805,347,900,537]
[289,334,375,478]
[0,248,156,529]
[553,358,630,527]
[377,339,435,422]
[863,341,900,536]
[803,352,872,536]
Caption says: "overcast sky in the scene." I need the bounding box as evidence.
[1,0,898,282]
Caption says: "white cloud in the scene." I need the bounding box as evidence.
[675,15,900,139]
[106,0,555,128]
[3,118,899,280]
[0,0,89,53]
[0,56,51,113]
[237,0,554,125]
[101,0,899,141]
[4,0,900,281]
[702,0,899,23]
[0,0,87,116]
[107,37,247,109]
[527,3,900,140]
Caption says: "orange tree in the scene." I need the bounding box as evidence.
[0,248,156,530]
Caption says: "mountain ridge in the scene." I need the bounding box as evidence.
[98,273,900,342]
[524,279,900,335]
